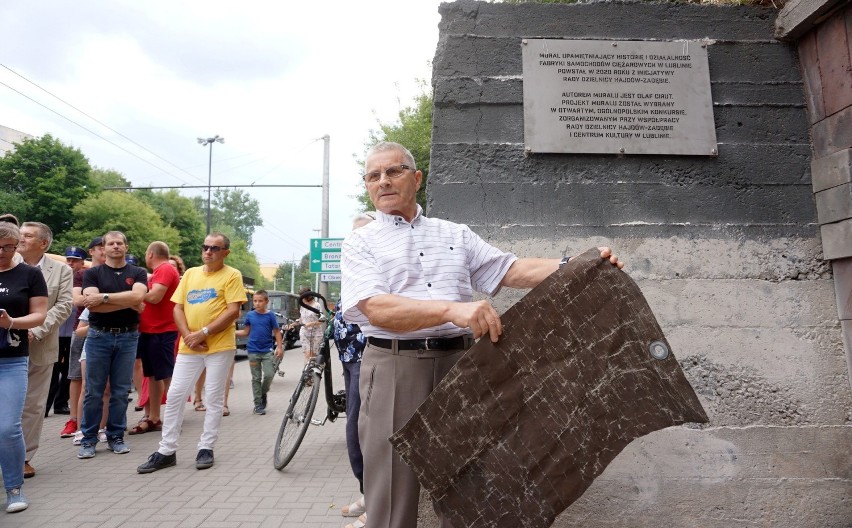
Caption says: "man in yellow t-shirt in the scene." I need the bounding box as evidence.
[137,233,245,473]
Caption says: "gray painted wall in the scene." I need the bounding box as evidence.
[422,1,851,526]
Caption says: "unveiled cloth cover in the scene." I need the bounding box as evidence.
[389,248,708,528]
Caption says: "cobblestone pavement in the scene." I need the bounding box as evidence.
[7,348,362,528]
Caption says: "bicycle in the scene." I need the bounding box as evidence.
[273,291,346,470]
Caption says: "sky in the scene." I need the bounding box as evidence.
[0,0,443,265]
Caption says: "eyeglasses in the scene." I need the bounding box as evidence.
[363,164,413,184]
[201,245,226,253]
[0,244,18,253]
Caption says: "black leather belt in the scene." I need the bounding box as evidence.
[91,325,138,334]
[368,336,473,351]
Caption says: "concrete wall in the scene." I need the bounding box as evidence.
[423,1,851,526]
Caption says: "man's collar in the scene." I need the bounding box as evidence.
[22,253,46,268]
[375,204,423,224]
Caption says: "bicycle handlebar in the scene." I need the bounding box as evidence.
[298,291,329,315]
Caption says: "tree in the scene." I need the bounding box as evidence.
[0,134,94,238]
[90,167,131,191]
[137,189,206,267]
[359,85,433,211]
[211,225,264,288]
[193,189,263,246]
[274,254,340,300]
[55,191,180,260]
[275,256,313,293]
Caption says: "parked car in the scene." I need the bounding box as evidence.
[235,290,301,356]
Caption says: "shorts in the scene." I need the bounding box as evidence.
[137,331,178,381]
[68,334,85,380]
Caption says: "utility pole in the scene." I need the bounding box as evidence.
[320,134,330,301]
[290,254,296,294]
[197,135,224,234]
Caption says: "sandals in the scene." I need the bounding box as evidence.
[342,496,366,517]
[222,406,230,417]
[345,513,367,528]
[194,400,206,411]
[128,418,162,435]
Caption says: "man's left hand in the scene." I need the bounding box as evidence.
[598,247,625,269]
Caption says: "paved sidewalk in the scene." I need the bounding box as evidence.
[8,348,363,528]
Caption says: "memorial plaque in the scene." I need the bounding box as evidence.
[522,39,717,156]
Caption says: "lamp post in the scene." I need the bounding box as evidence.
[197,135,224,234]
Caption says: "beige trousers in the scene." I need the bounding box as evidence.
[359,343,465,528]
[23,362,53,462]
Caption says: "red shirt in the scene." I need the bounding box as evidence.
[139,261,180,333]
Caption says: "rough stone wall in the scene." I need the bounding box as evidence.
[423,1,852,526]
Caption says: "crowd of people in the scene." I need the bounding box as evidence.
[0,214,254,514]
[1,141,624,527]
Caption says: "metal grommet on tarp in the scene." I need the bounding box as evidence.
[649,340,670,360]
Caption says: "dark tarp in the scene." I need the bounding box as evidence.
[389,248,708,528]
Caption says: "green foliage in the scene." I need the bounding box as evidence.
[0,134,94,237]
[274,255,313,294]
[90,168,131,191]
[55,191,180,259]
[274,255,340,301]
[193,189,263,245]
[137,189,206,268]
[211,225,264,287]
[359,83,433,212]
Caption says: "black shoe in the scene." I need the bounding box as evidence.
[196,449,214,470]
[137,452,176,474]
[53,405,71,415]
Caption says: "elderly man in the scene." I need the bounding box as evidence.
[341,142,624,528]
[137,232,244,473]
[77,231,147,459]
[17,222,73,479]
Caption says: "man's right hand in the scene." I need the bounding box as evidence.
[183,330,208,350]
[447,300,503,343]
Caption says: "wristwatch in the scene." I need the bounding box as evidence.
[201,326,210,336]
[559,256,572,269]
[102,293,109,304]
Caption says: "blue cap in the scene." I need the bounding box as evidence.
[125,254,139,266]
[64,246,87,260]
[87,236,104,249]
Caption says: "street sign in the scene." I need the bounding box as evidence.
[310,238,343,273]
[320,273,341,282]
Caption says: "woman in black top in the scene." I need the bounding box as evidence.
[0,222,48,514]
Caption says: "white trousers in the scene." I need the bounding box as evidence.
[158,349,234,455]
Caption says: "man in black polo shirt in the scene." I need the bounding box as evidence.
[76,231,147,459]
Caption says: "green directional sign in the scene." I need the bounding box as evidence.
[309,238,343,273]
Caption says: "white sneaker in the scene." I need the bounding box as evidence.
[72,430,83,446]
[97,428,107,443]
[5,488,28,513]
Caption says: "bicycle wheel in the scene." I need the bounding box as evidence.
[273,368,321,469]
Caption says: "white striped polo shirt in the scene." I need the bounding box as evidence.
[341,206,517,339]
